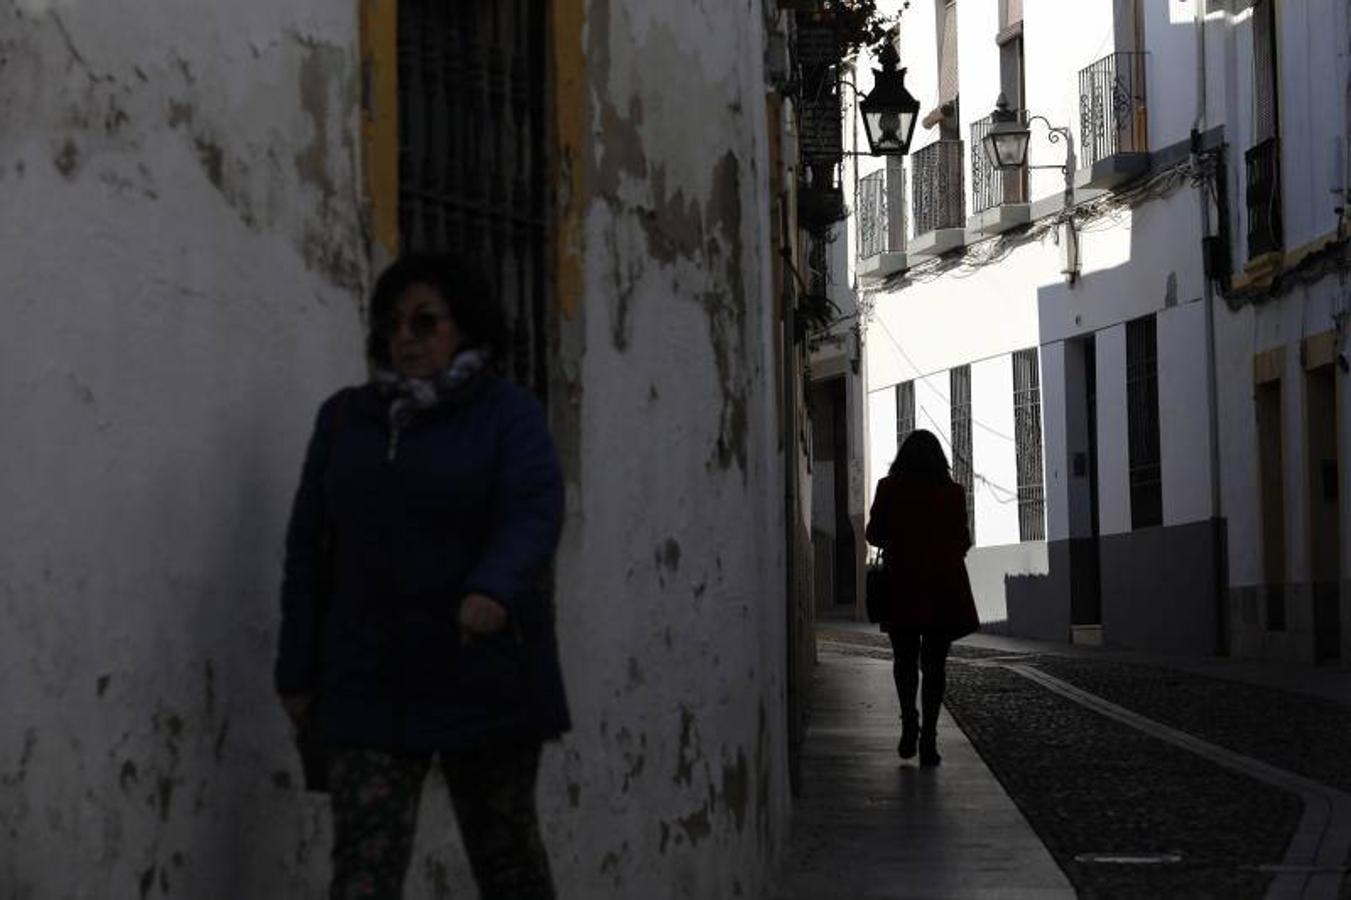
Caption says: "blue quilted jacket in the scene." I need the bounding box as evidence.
[274,375,569,750]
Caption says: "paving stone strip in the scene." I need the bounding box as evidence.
[943,659,1300,897]
[993,662,1351,900]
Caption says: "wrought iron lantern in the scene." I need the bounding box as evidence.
[859,43,921,156]
[982,94,1032,169]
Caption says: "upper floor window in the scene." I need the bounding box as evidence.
[1246,0,1284,259]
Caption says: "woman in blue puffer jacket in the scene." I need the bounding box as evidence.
[275,253,567,899]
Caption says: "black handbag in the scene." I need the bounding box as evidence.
[864,548,889,624]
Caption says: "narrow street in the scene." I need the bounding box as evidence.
[777,627,1351,899]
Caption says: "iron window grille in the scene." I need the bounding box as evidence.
[1078,51,1148,167]
[950,365,975,542]
[895,380,915,451]
[1246,138,1284,259]
[858,170,887,259]
[1126,316,1163,530]
[971,111,1027,213]
[912,140,966,236]
[858,169,906,259]
[396,0,549,399]
[1012,349,1045,542]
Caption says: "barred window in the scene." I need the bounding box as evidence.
[1013,349,1045,541]
[396,0,549,398]
[1126,316,1163,529]
[950,365,975,542]
[895,380,915,451]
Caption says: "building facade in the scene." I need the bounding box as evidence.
[0,2,824,896]
[851,0,1351,664]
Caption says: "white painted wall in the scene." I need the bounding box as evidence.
[550,2,791,896]
[1158,300,1216,526]
[0,3,368,898]
[971,355,1021,547]
[1095,323,1132,536]
[1140,0,1201,153]
[1041,340,1073,543]
[867,384,899,494]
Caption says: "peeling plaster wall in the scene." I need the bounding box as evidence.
[534,1,790,897]
[0,1,367,896]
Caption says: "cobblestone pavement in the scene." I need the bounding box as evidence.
[818,627,1351,899]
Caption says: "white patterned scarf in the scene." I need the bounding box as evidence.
[373,348,491,433]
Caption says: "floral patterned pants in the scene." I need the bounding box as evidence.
[328,743,553,900]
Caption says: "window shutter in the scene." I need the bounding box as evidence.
[938,1,959,105]
[1253,0,1278,141]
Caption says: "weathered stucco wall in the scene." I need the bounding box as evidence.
[535,1,790,896]
[1,0,790,897]
[0,0,369,897]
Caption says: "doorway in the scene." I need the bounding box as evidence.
[810,377,857,616]
[1069,337,1103,638]
[1306,363,1341,663]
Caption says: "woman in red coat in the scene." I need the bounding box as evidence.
[865,429,979,765]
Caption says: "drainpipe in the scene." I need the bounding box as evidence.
[779,192,804,797]
[1195,0,1229,655]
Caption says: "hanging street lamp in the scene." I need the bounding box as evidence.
[859,42,921,156]
[982,94,1032,169]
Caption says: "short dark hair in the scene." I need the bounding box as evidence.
[366,252,507,367]
[889,429,953,485]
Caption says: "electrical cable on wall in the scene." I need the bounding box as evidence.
[864,153,1216,292]
[915,406,1022,506]
[874,318,1018,443]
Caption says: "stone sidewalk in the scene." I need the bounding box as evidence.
[773,643,1074,899]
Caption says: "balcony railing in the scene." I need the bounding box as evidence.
[857,169,905,258]
[911,140,965,236]
[1078,51,1148,167]
[970,113,1028,214]
[1245,137,1284,259]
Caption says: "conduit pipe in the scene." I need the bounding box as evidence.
[1194,0,1229,654]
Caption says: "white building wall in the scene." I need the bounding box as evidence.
[971,355,1021,548]
[866,385,899,501]
[915,372,952,468]
[1277,0,1348,250]
[1158,300,1217,526]
[1041,341,1073,543]
[1095,324,1132,537]
[1140,1,1202,152]
[0,4,368,898]
[553,2,790,895]
[1020,1,1116,201]
[1214,305,1263,588]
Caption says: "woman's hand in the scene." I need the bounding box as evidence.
[459,592,508,638]
[280,693,315,733]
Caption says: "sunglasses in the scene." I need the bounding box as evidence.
[380,310,450,341]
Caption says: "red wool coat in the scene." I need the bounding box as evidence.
[865,476,979,637]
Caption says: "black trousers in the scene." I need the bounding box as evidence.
[328,742,553,900]
[887,630,952,736]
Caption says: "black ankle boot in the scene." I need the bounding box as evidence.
[918,734,940,766]
[897,721,918,759]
